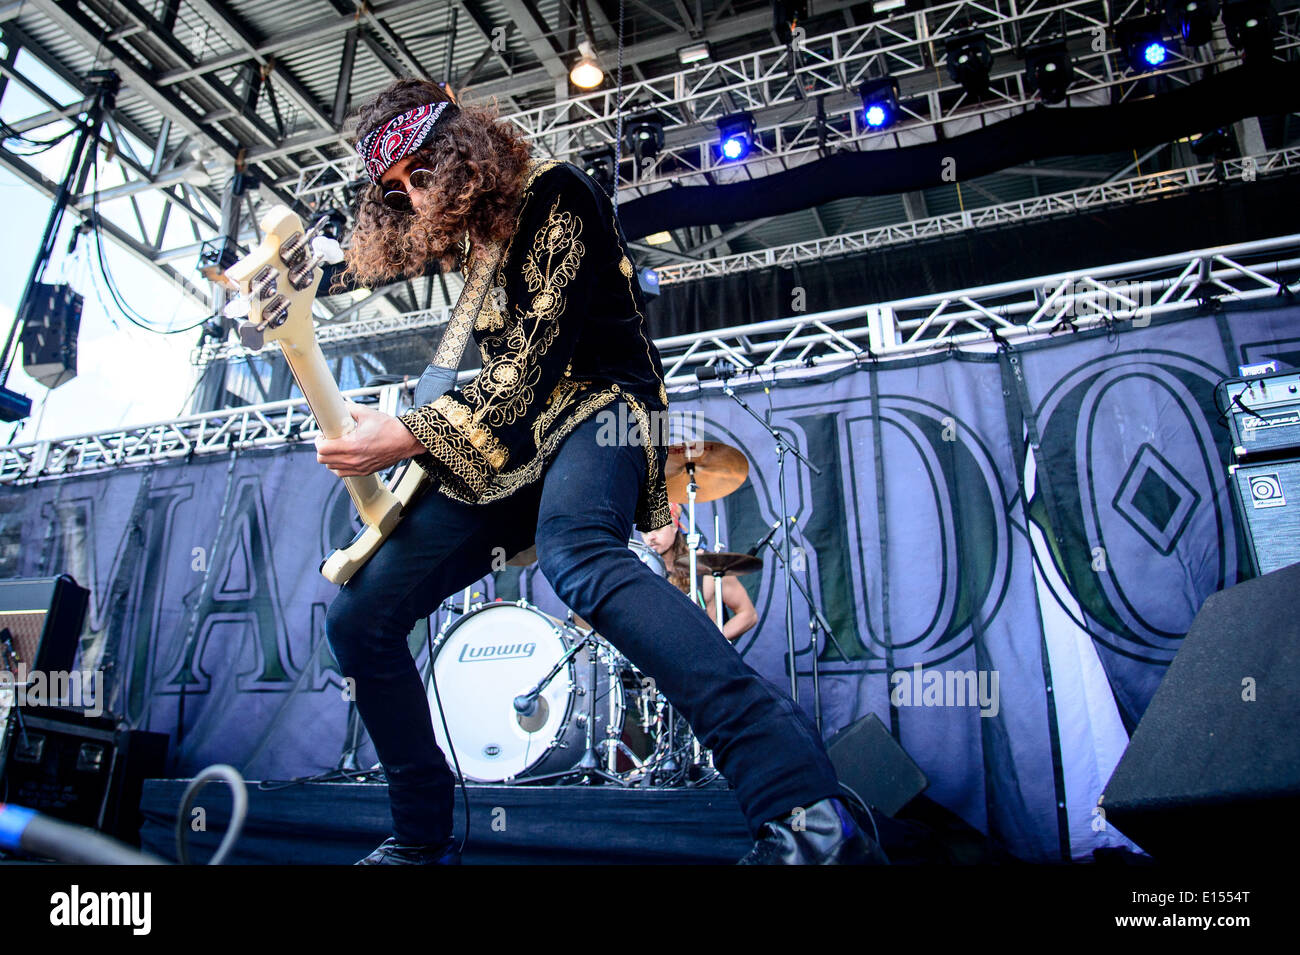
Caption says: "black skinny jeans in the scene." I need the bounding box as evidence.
[325,402,841,843]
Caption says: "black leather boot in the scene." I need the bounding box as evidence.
[737,796,890,865]
[355,835,462,865]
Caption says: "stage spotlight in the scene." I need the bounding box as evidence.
[858,76,900,129]
[0,385,32,423]
[1191,127,1236,160]
[201,316,225,341]
[1023,39,1072,104]
[626,113,665,162]
[1117,14,1172,72]
[1169,0,1219,46]
[677,41,711,65]
[944,32,994,97]
[579,145,617,194]
[313,206,348,240]
[638,267,660,298]
[716,112,756,162]
[570,40,604,89]
[1224,0,1278,62]
[198,236,240,287]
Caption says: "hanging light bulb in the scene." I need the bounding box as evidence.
[570,40,604,89]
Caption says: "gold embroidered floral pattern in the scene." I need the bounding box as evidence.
[532,377,585,447]
[441,386,616,502]
[403,160,669,530]
[431,394,508,468]
[459,195,584,432]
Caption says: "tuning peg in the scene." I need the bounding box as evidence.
[237,321,264,350]
[311,236,344,265]
[223,296,251,319]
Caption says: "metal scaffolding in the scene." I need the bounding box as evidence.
[4,231,1295,484]
[2,2,1297,311]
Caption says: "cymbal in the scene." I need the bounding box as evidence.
[665,441,749,503]
[675,551,763,578]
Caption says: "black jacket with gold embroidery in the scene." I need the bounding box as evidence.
[398,160,671,532]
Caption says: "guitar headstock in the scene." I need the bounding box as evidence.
[222,205,343,352]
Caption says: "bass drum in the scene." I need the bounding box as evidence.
[425,601,624,783]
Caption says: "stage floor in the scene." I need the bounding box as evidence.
[138,777,993,864]
[139,778,756,864]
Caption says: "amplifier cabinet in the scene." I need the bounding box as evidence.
[0,709,168,845]
[1229,458,1300,576]
[1219,371,1300,461]
[0,575,88,674]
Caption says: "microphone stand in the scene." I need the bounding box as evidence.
[759,530,851,734]
[721,382,820,702]
[514,628,626,786]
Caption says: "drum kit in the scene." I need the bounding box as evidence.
[423,438,766,788]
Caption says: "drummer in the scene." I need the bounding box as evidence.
[640,503,757,643]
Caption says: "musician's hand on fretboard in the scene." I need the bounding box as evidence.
[315,403,425,478]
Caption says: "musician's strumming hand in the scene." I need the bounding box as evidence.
[315,402,425,477]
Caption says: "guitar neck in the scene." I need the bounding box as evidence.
[278,336,392,523]
[279,335,353,438]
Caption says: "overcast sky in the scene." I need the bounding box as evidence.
[1,50,209,448]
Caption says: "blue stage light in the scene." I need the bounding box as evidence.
[716,112,756,162]
[858,76,901,130]
[638,267,660,297]
[720,135,748,160]
[1117,14,1175,73]
[1143,40,1169,65]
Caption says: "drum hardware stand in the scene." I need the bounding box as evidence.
[707,513,728,630]
[722,383,821,702]
[684,462,704,609]
[758,529,850,734]
[512,630,626,787]
[337,704,365,771]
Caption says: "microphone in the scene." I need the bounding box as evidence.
[694,360,736,381]
[0,803,165,864]
[513,691,540,717]
[748,516,797,556]
[747,521,782,556]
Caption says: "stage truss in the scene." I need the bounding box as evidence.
[291,0,1300,200]
[5,231,1296,484]
[1,0,1297,326]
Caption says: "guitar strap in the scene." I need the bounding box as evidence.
[429,238,505,370]
[427,157,554,372]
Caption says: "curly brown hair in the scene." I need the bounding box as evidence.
[665,528,691,595]
[339,78,534,287]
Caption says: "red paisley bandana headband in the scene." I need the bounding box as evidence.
[356,101,458,183]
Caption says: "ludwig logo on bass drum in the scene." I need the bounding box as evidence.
[458,641,537,662]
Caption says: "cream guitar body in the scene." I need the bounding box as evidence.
[223,205,432,585]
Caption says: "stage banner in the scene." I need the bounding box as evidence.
[0,304,1290,861]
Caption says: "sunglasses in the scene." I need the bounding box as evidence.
[380,167,436,213]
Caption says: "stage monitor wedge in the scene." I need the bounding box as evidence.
[1101,561,1300,862]
[826,712,929,817]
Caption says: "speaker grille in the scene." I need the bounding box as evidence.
[0,608,49,669]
